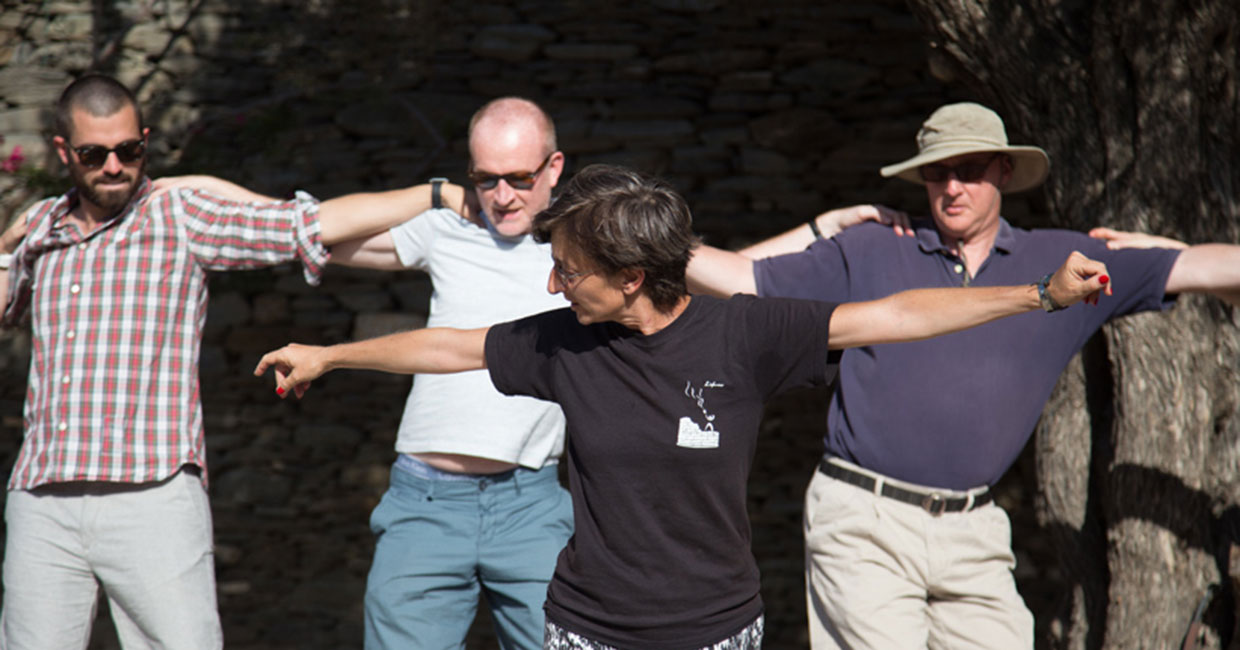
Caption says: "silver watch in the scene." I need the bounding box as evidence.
[1036,274,1066,312]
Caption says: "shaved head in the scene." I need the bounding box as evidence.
[467,97,556,158]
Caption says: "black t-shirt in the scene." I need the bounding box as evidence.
[485,294,838,649]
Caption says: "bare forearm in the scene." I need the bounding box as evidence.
[687,245,757,296]
[738,224,816,259]
[323,327,488,375]
[318,183,466,246]
[328,231,404,270]
[830,285,1040,349]
[1164,244,1240,299]
[829,251,1111,349]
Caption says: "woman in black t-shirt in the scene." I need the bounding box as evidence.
[255,164,1110,650]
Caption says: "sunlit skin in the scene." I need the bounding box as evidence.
[546,231,625,325]
[468,117,564,239]
[545,230,689,335]
[53,105,149,229]
[924,152,1011,249]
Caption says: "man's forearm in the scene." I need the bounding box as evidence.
[686,245,757,296]
[319,183,466,246]
[1164,244,1240,303]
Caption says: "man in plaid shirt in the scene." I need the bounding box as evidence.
[0,74,442,649]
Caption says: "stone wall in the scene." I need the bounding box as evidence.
[0,1,1055,648]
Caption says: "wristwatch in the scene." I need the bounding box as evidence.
[1036,273,1066,312]
[0,253,13,270]
[429,177,449,209]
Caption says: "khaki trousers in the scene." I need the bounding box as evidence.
[803,465,1033,650]
[0,467,221,650]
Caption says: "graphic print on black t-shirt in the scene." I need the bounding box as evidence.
[677,379,725,449]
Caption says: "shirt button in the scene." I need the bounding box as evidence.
[66,330,75,339]
[57,422,67,431]
[954,264,964,273]
[61,375,70,384]
[78,243,88,250]
[70,284,81,294]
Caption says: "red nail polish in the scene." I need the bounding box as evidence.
[1099,275,1109,284]
[276,387,285,395]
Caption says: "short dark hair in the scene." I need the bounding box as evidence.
[55,74,143,140]
[533,164,699,312]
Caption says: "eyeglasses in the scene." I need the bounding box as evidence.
[70,139,146,169]
[552,262,594,287]
[918,154,1001,184]
[468,153,553,190]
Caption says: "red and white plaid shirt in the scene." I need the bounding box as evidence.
[4,179,328,490]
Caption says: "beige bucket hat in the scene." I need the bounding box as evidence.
[880,102,1050,193]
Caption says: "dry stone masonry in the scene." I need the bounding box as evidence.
[0,1,1053,647]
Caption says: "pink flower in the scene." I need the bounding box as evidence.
[1,146,24,173]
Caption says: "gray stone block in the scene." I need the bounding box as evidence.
[0,66,70,106]
[470,24,556,62]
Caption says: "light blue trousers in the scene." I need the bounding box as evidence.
[364,458,573,650]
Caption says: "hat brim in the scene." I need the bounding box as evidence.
[880,145,1050,194]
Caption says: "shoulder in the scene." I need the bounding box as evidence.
[22,195,67,227]
[720,292,837,321]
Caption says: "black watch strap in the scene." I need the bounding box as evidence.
[429,177,448,209]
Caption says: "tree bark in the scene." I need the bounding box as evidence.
[902,0,1240,647]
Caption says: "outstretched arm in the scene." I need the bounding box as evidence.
[1088,226,1188,251]
[255,326,489,398]
[1089,227,1240,305]
[687,204,909,298]
[686,244,757,297]
[153,175,282,203]
[318,182,474,246]
[739,204,911,259]
[828,251,1111,349]
[1163,244,1240,306]
[153,175,477,248]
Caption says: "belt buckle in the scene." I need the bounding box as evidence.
[921,492,947,517]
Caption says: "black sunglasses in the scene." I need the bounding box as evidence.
[70,139,146,169]
[918,154,1001,184]
[467,153,553,190]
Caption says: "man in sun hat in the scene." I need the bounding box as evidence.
[687,101,1240,648]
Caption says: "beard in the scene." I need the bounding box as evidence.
[70,156,146,218]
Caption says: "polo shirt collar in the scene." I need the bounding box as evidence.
[915,217,1017,256]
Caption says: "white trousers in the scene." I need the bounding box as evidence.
[804,465,1033,650]
[0,467,222,650]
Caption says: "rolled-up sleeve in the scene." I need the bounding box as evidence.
[178,189,330,286]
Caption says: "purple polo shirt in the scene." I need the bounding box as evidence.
[754,219,1180,489]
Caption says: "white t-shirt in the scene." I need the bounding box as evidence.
[389,208,567,468]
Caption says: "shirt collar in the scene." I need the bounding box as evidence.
[52,177,153,232]
[915,217,1017,256]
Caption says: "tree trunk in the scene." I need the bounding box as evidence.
[902,0,1240,647]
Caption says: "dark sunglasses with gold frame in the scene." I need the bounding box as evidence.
[467,153,553,190]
